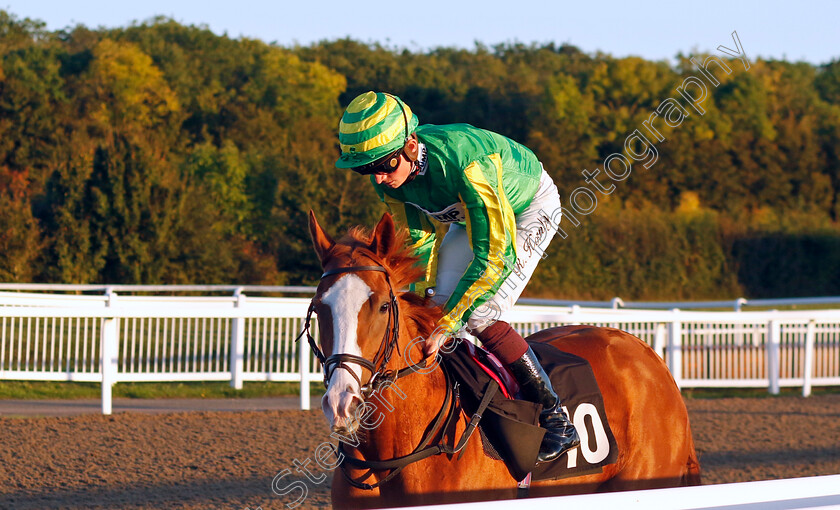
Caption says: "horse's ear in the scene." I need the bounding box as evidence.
[308,210,335,264]
[372,213,397,257]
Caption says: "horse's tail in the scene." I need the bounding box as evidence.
[682,420,702,486]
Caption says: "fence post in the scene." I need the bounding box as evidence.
[569,305,581,326]
[667,309,682,388]
[654,323,667,360]
[767,318,781,395]
[101,289,119,415]
[803,320,816,397]
[230,288,246,390]
[299,317,311,411]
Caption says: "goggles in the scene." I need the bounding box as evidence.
[351,148,405,176]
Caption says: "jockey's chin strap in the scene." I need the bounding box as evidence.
[295,263,498,491]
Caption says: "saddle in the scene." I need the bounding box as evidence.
[440,339,619,482]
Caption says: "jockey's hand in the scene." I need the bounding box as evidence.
[423,329,452,359]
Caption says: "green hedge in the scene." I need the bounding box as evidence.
[528,204,840,300]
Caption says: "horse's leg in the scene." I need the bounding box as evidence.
[683,421,702,486]
[331,470,382,510]
[378,421,520,505]
[596,350,699,491]
[597,432,697,492]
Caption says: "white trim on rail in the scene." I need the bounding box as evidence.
[2,283,840,310]
[0,283,317,293]
[518,296,840,310]
[2,300,840,322]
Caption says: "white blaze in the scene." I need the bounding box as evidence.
[320,274,372,429]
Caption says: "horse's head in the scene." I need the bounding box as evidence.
[308,211,439,434]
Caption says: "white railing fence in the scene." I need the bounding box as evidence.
[1,290,839,415]
[398,474,840,510]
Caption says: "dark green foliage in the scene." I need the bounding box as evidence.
[531,203,741,300]
[731,232,840,297]
[1,11,840,298]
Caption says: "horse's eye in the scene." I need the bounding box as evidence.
[379,302,390,313]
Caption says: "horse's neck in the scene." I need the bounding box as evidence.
[362,364,450,459]
[359,319,451,459]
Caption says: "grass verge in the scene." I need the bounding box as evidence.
[681,386,840,399]
[0,381,326,400]
[3,381,838,401]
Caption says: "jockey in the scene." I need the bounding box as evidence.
[336,91,579,463]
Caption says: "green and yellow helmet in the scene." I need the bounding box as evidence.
[336,91,419,169]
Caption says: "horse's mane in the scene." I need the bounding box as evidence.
[337,224,442,339]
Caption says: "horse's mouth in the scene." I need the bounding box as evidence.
[322,386,364,436]
[331,419,360,437]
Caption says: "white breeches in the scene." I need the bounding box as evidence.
[431,168,562,333]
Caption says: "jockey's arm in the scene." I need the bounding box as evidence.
[437,154,518,335]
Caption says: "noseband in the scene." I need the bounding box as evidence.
[297,265,424,398]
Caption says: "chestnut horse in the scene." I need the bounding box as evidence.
[307,211,700,508]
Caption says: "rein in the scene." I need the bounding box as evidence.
[296,263,496,490]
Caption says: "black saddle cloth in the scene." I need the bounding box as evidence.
[440,339,619,482]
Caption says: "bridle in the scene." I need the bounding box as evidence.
[297,264,426,398]
[296,262,497,490]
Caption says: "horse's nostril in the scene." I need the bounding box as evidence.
[345,384,354,393]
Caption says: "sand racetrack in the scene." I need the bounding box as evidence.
[1,394,838,509]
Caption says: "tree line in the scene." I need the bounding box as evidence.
[1,12,839,298]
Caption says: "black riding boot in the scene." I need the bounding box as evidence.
[507,346,581,463]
